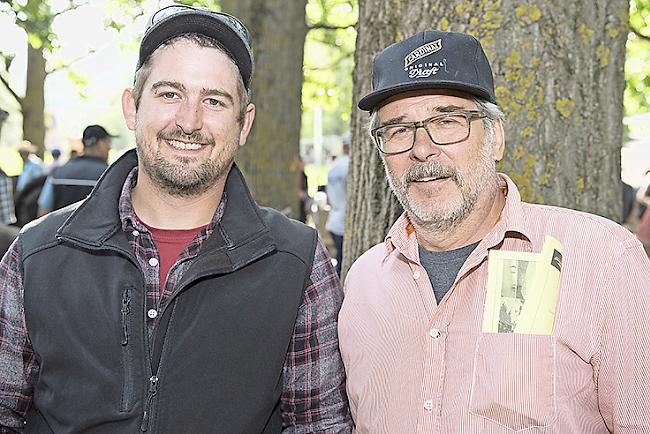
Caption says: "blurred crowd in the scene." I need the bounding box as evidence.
[0,125,115,257]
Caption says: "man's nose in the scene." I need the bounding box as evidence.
[175,100,203,135]
[410,126,441,162]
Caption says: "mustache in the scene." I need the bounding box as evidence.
[401,161,462,185]
[156,128,215,146]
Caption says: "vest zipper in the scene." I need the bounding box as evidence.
[140,375,159,431]
[119,287,135,413]
[120,288,130,345]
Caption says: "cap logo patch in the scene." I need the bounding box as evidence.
[405,58,448,80]
[404,39,442,69]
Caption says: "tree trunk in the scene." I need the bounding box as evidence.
[21,44,46,157]
[345,0,629,273]
[221,0,308,217]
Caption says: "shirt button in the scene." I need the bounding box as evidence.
[413,269,421,279]
[147,309,158,319]
[148,257,159,267]
[429,328,441,339]
[423,399,433,412]
[132,230,139,236]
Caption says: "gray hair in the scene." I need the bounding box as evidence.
[367,96,505,145]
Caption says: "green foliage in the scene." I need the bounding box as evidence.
[0,0,56,51]
[626,0,650,115]
[630,0,650,35]
[0,0,144,76]
[302,0,357,138]
[67,69,90,99]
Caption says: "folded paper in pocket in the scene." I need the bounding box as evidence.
[482,235,563,335]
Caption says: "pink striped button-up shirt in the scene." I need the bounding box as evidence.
[339,174,650,433]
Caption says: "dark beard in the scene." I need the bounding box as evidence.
[137,127,235,198]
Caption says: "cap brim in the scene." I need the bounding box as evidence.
[139,11,252,88]
[358,81,496,111]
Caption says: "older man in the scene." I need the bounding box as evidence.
[339,30,650,433]
[0,5,351,433]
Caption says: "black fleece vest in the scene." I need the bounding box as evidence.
[19,151,317,433]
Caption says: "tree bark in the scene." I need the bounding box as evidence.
[221,0,308,217]
[345,0,629,273]
[22,44,46,157]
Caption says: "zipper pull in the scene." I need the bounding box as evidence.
[120,289,131,346]
[140,375,159,432]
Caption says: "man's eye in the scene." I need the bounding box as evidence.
[385,126,410,140]
[437,115,464,126]
[161,92,178,99]
[206,98,222,107]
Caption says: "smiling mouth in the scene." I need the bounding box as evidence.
[166,139,205,151]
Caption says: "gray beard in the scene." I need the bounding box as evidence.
[384,145,497,233]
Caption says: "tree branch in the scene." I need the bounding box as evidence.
[309,23,355,31]
[0,72,22,106]
[47,48,98,74]
[631,26,650,42]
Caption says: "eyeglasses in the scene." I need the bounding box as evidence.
[371,110,487,155]
[147,4,251,46]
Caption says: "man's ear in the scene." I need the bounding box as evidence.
[122,88,137,131]
[491,118,505,161]
[238,103,256,146]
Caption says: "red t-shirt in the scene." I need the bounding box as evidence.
[142,223,208,289]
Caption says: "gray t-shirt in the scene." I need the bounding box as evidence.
[419,241,480,304]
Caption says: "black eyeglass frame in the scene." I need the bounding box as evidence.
[371,110,487,155]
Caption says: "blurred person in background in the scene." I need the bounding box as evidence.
[325,138,349,275]
[45,148,62,173]
[0,166,19,254]
[13,143,47,226]
[0,167,16,226]
[37,125,113,216]
[291,153,311,223]
[15,141,43,192]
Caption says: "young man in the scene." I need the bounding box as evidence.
[0,5,351,433]
[339,30,650,433]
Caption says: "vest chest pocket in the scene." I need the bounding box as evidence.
[119,287,135,413]
[469,333,556,431]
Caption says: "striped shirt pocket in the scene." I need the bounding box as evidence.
[469,333,556,431]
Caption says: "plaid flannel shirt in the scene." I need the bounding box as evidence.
[0,167,352,433]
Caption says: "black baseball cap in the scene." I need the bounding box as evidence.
[137,4,254,90]
[82,125,117,147]
[358,30,496,111]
